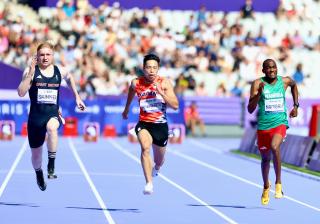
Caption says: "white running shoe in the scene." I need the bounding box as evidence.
[152,167,159,177]
[143,182,153,195]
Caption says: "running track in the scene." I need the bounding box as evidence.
[0,136,319,224]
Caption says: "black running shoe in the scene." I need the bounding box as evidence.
[47,168,57,179]
[36,169,47,191]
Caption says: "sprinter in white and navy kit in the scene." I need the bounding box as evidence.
[18,42,86,191]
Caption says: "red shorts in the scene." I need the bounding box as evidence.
[257,125,287,151]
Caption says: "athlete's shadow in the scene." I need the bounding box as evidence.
[187,204,275,210]
[0,201,39,208]
[66,206,141,213]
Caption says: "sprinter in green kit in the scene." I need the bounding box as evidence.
[247,59,299,205]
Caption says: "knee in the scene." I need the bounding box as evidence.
[261,156,271,164]
[32,153,41,161]
[47,125,58,135]
[32,149,42,160]
[141,147,150,156]
[270,144,280,153]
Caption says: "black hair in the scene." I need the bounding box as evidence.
[262,58,276,69]
[143,54,160,68]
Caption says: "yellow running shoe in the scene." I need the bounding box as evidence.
[275,183,284,199]
[261,181,271,205]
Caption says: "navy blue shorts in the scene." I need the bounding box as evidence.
[28,115,62,148]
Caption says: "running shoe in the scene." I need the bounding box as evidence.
[47,168,58,179]
[143,182,153,195]
[261,181,271,205]
[275,183,284,199]
[152,166,159,177]
[36,169,47,191]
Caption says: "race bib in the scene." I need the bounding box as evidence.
[37,89,58,104]
[265,98,284,113]
[140,98,163,113]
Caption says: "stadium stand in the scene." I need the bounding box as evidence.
[0,0,319,101]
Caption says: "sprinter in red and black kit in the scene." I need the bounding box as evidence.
[122,54,179,195]
[18,42,86,191]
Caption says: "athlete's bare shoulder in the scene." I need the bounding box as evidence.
[255,77,263,83]
[160,77,172,88]
[130,77,139,90]
[55,64,69,79]
[281,75,292,83]
[132,77,139,84]
[252,78,263,88]
[281,75,295,89]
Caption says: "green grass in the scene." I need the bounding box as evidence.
[232,150,320,177]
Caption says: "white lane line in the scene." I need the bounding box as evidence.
[68,138,116,224]
[108,139,238,224]
[188,139,223,154]
[171,150,320,212]
[0,139,28,198]
[0,170,142,177]
[191,138,320,182]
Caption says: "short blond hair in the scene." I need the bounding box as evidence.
[36,42,55,52]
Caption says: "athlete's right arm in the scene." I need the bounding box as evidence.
[247,79,263,114]
[17,56,37,97]
[122,79,136,120]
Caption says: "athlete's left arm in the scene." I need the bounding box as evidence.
[59,65,86,111]
[283,76,299,118]
[156,78,179,110]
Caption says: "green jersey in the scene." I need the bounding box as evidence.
[257,76,288,130]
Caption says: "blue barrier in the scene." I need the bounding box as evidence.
[239,127,257,154]
[0,97,185,135]
[308,142,320,172]
[239,128,316,167]
[185,96,244,125]
[281,135,315,167]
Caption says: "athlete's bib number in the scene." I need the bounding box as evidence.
[37,89,58,104]
[140,98,163,113]
[265,98,284,113]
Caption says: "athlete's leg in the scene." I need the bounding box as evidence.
[28,122,46,168]
[257,128,274,204]
[260,150,271,189]
[46,118,60,178]
[270,134,283,184]
[260,149,271,205]
[46,118,59,153]
[150,122,168,178]
[31,147,46,191]
[187,117,196,136]
[137,129,153,184]
[196,119,206,136]
[271,133,284,198]
[31,147,43,170]
[185,119,191,135]
[152,144,166,171]
[28,121,47,190]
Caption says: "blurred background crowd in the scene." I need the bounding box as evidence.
[0,0,319,100]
